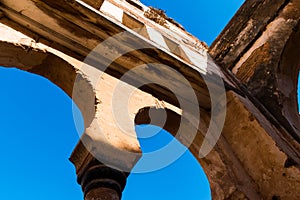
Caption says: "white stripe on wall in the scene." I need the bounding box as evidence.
[146,26,170,50]
[180,44,208,74]
[100,1,124,22]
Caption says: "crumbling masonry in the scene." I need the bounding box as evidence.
[0,0,299,199]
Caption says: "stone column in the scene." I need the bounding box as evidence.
[77,159,128,200]
[69,140,130,200]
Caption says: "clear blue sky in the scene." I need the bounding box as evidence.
[0,1,247,200]
[299,74,300,112]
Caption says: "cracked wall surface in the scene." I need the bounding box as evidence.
[0,0,300,199]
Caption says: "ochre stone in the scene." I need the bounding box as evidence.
[0,0,299,199]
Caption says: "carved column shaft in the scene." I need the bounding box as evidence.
[77,159,128,200]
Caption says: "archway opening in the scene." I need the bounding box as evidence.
[0,67,84,199]
[123,124,211,200]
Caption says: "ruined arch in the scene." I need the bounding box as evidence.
[276,20,300,137]
[0,66,84,199]
[1,0,300,199]
[126,124,212,200]
[0,23,286,200]
[0,39,95,128]
[134,106,251,199]
[243,18,300,142]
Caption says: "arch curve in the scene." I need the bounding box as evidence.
[134,106,245,199]
[241,17,300,142]
[0,39,96,128]
[277,20,300,136]
[135,107,181,138]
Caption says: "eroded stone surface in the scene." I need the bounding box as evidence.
[1,0,300,199]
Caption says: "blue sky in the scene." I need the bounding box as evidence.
[0,1,248,200]
[298,73,300,112]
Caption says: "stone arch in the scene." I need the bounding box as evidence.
[2,0,300,199]
[231,10,300,143]
[0,65,85,199]
[242,18,300,142]
[132,95,300,200]
[210,0,300,143]
[0,40,96,128]
[65,63,242,199]
[276,21,300,137]
[134,106,249,199]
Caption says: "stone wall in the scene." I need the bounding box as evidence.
[0,0,299,199]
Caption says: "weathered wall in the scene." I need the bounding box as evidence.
[1,0,300,199]
[210,0,300,144]
[210,0,300,198]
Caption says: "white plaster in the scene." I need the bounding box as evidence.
[180,44,208,74]
[146,26,170,50]
[100,0,124,22]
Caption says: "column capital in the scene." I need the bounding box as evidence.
[78,159,128,200]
